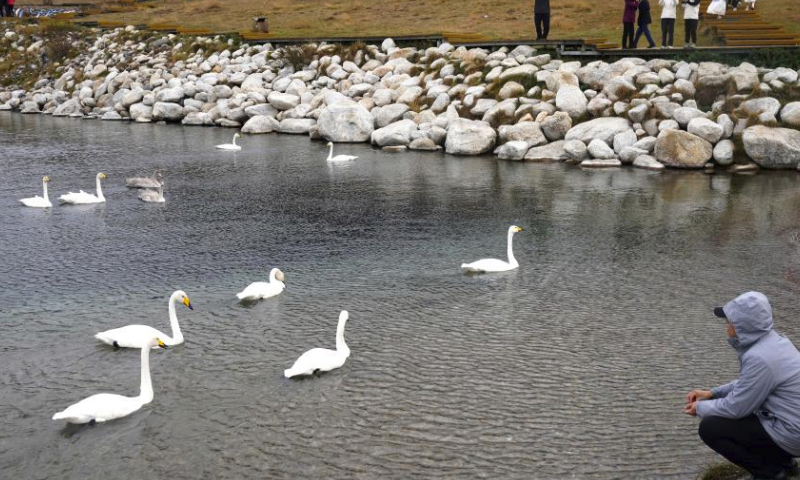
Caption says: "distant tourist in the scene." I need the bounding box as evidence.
[685,292,800,480]
[682,0,700,48]
[534,0,551,40]
[0,0,7,18]
[729,0,742,10]
[659,0,678,48]
[622,0,640,49]
[744,0,757,10]
[633,0,657,48]
[3,0,12,17]
[707,0,727,19]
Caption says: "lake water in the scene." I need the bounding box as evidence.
[2,113,800,479]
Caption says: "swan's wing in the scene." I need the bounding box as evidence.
[95,325,169,348]
[330,155,356,162]
[284,348,341,377]
[20,196,50,207]
[53,393,140,423]
[461,258,513,273]
[126,177,160,188]
[236,282,274,300]
[59,191,98,204]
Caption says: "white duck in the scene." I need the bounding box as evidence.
[285,310,351,378]
[138,182,165,203]
[236,268,286,301]
[20,175,52,208]
[461,225,523,273]
[52,336,167,424]
[59,173,107,204]
[95,290,193,349]
[216,133,242,150]
[126,171,162,189]
[326,142,358,162]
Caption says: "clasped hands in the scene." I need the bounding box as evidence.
[685,389,712,416]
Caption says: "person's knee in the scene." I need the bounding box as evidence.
[698,416,724,445]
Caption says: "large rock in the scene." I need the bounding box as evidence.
[555,85,588,120]
[268,92,301,111]
[780,102,800,128]
[317,102,375,142]
[495,140,530,161]
[242,115,279,133]
[633,155,665,171]
[739,97,781,118]
[375,103,410,128]
[565,117,632,145]
[654,129,713,168]
[713,139,735,166]
[523,140,569,162]
[445,119,496,155]
[540,112,572,141]
[743,125,800,169]
[564,139,588,161]
[129,103,153,121]
[278,118,315,134]
[687,117,724,144]
[372,119,416,146]
[498,121,548,147]
[156,87,184,103]
[52,98,81,117]
[152,102,184,122]
[587,139,616,159]
[673,107,707,128]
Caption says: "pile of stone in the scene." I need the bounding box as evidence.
[1,26,799,171]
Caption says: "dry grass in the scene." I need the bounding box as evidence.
[16,0,798,46]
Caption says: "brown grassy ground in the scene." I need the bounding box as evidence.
[14,0,800,46]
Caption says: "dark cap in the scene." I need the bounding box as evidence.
[713,307,727,319]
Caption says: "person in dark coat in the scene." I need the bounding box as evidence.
[632,0,656,48]
[622,0,640,49]
[534,0,551,40]
[0,0,7,18]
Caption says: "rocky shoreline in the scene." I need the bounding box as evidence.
[2,25,800,172]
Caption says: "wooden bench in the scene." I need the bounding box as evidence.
[725,39,800,46]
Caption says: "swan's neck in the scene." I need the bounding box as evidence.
[167,294,184,343]
[327,143,334,161]
[95,176,104,201]
[42,181,49,200]
[138,344,154,404]
[335,317,349,354]
[232,134,238,147]
[507,230,518,267]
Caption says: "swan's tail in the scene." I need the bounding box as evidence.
[284,368,298,378]
[52,411,68,421]
[236,291,248,300]
[94,333,112,345]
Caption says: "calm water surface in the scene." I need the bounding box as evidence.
[2,113,800,480]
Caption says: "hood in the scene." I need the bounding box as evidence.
[722,291,773,349]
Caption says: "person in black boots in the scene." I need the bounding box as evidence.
[632,0,657,48]
[622,0,640,48]
[534,0,551,40]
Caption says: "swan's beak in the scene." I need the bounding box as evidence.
[515,226,523,232]
[43,176,50,182]
[183,297,194,310]
[99,173,107,180]
[157,340,168,349]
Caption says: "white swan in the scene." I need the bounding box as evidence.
[285,310,351,378]
[59,173,107,204]
[236,268,286,301]
[326,142,358,162]
[52,336,167,424]
[126,171,162,189]
[20,175,52,208]
[138,182,165,203]
[95,290,193,349]
[216,133,242,150]
[461,225,523,273]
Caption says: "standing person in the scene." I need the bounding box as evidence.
[534,0,551,40]
[0,0,7,18]
[685,292,800,480]
[5,0,13,17]
[682,0,700,48]
[659,0,678,48]
[622,0,640,49]
[633,0,657,48]
[707,0,727,19]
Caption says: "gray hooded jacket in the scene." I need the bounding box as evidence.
[697,291,800,455]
